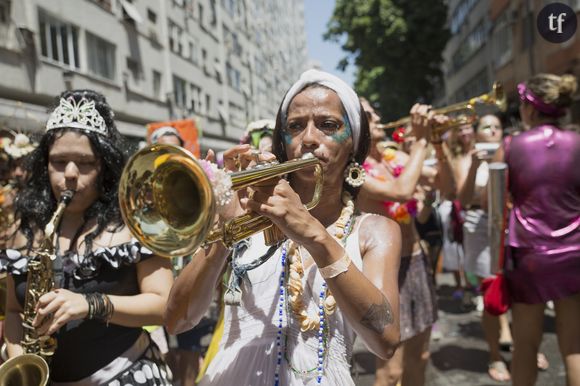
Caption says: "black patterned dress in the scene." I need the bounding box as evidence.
[0,239,173,385]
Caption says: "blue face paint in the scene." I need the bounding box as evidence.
[331,115,352,144]
[283,130,293,145]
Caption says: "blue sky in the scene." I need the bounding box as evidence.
[304,0,356,87]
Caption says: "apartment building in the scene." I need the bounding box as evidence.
[437,0,580,122]
[0,0,307,151]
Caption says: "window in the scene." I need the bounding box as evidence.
[126,57,143,86]
[223,26,241,56]
[201,48,209,73]
[188,41,198,64]
[226,62,240,91]
[153,70,162,99]
[0,0,10,23]
[38,11,80,69]
[190,84,202,113]
[452,21,487,72]
[173,0,185,7]
[450,0,478,34]
[493,14,512,68]
[455,70,489,103]
[169,21,183,55]
[222,0,235,17]
[173,75,187,108]
[147,8,157,23]
[198,3,204,27]
[86,34,115,79]
[210,0,217,26]
[86,32,116,80]
[205,93,211,116]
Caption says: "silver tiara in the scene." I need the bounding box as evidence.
[46,97,107,135]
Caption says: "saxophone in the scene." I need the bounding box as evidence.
[0,190,74,386]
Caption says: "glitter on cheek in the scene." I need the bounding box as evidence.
[331,117,352,144]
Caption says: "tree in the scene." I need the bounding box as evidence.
[325,0,449,120]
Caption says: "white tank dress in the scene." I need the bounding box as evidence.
[199,216,369,386]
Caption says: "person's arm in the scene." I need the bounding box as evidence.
[333,215,401,358]
[361,138,429,202]
[432,142,456,200]
[456,150,485,207]
[106,256,173,326]
[164,242,230,334]
[244,180,401,359]
[5,274,24,358]
[33,256,174,336]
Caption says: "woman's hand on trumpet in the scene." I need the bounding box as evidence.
[211,145,278,222]
[409,104,450,142]
[241,178,323,247]
[221,144,276,172]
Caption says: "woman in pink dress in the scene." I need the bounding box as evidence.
[494,73,580,386]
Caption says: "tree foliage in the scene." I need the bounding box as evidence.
[325,0,450,120]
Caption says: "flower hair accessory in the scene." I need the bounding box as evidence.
[46,97,108,136]
[198,159,233,206]
[4,133,36,159]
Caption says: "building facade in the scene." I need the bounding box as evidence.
[0,0,308,151]
[437,0,580,123]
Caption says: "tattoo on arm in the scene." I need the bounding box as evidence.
[360,297,394,334]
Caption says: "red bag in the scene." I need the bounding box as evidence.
[480,273,511,316]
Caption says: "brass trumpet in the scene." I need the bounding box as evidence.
[378,81,507,133]
[119,145,323,258]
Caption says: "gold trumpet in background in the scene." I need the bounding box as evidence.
[119,145,323,258]
[377,81,507,136]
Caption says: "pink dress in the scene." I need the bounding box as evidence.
[505,125,580,304]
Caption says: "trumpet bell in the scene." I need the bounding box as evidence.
[119,145,216,258]
[0,354,49,386]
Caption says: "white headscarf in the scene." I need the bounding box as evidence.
[150,126,183,144]
[280,69,362,152]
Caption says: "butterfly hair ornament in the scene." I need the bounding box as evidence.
[46,97,108,136]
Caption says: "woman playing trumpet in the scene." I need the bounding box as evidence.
[165,69,401,385]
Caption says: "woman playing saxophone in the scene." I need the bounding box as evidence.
[0,90,173,385]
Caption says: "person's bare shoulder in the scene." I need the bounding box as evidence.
[357,213,401,258]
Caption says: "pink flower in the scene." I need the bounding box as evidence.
[393,165,403,177]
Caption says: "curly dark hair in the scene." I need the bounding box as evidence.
[272,84,371,199]
[16,89,127,252]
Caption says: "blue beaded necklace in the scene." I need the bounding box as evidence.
[274,205,355,385]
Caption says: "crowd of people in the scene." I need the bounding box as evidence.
[0,69,577,386]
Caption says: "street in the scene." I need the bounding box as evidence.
[351,273,566,386]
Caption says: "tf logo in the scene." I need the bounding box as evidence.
[537,2,578,43]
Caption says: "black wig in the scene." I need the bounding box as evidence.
[16,89,127,252]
